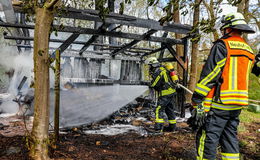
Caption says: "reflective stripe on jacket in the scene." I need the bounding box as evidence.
[202,87,216,112]
[219,36,254,106]
[193,36,255,111]
[151,66,176,96]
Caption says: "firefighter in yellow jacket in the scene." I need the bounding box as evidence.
[191,12,260,160]
[145,57,177,132]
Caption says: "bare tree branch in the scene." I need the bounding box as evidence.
[45,0,60,9]
[250,14,260,29]
[202,0,211,16]
[202,0,219,41]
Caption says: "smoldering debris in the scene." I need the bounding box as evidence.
[61,95,157,136]
[50,85,149,128]
[61,93,193,136]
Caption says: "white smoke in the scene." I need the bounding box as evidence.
[0,46,60,113]
[0,46,33,113]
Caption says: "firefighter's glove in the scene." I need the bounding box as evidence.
[187,104,206,131]
[194,104,206,127]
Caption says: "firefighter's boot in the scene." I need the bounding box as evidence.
[154,123,164,132]
[163,124,177,132]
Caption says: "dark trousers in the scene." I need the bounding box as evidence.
[155,93,176,127]
[196,108,241,160]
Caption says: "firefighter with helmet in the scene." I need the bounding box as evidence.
[145,57,178,132]
[190,12,260,160]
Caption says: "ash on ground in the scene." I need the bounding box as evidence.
[61,95,191,136]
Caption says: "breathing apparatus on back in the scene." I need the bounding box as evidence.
[164,63,179,83]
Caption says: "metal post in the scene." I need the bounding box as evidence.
[54,49,61,142]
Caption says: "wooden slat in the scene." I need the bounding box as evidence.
[57,33,80,53]
[159,32,168,59]
[166,44,186,70]
[79,23,111,55]
[0,22,182,44]
[141,45,168,58]
[13,6,192,35]
[111,29,157,56]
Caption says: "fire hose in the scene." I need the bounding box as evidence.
[176,83,193,95]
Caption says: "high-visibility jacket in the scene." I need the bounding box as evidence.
[218,36,254,106]
[150,66,176,97]
[202,87,216,112]
[193,36,255,111]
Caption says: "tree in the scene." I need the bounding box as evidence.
[23,0,60,159]
[201,0,222,41]
[236,0,250,41]
[235,0,260,43]
[172,0,185,80]
[249,0,260,30]
[186,0,202,102]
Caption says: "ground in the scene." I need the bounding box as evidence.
[0,110,259,160]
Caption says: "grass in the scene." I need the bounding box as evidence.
[240,109,260,124]
[238,109,260,133]
[248,73,260,101]
[238,109,260,160]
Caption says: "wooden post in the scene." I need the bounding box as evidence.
[181,38,189,118]
[54,49,61,142]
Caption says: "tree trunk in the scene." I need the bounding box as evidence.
[237,0,250,42]
[30,7,54,160]
[202,0,219,41]
[237,0,245,13]
[243,0,250,42]
[172,0,184,80]
[186,0,201,102]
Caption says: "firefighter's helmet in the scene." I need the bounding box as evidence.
[145,57,159,65]
[220,12,255,33]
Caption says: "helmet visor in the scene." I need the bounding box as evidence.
[230,24,255,33]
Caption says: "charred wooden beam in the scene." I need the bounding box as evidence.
[99,48,149,54]
[12,44,111,55]
[96,44,154,52]
[141,45,167,58]
[159,32,168,59]
[12,43,154,52]
[79,23,110,55]
[58,33,80,53]
[0,22,182,44]
[50,33,80,59]
[4,35,87,44]
[13,6,192,35]
[181,37,189,118]
[15,42,156,58]
[111,29,157,57]
[12,44,143,57]
[60,50,141,61]
[158,57,177,62]
[165,44,186,70]
[83,43,154,51]
[0,22,34,29]
[13,44,33,48]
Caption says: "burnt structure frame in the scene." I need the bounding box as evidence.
[0,5,192,117]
